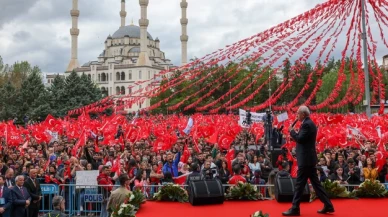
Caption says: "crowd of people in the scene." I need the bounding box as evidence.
[0,113,386,217]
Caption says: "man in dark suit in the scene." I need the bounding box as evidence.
[0,160,8,177]
[23,169,41,217]
[4,169,15,188]
[10,175,31,217]
[0,175,12,217]
[282,106,334,216]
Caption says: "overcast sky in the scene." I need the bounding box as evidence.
[0,0,330,73]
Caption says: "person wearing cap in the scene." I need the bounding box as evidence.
[344,158,361,185]
[43,196,67,217]
[107,174,131,215]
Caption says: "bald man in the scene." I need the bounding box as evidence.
[23,169,42,217]
[282,106,334,216]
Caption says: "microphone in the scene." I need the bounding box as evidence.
[291,119,298,128]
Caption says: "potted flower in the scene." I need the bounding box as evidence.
[129,189,146,210]
[353,179,388,198]
[321,180,353,198]
[110,189,146,217]
[251,210,269,217]
[226,181,263,201]
[152,184,189,202]
[111,203,137,217]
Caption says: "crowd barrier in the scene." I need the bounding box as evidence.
[36,182,388,216]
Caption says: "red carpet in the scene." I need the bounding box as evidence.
[136,199,387,217]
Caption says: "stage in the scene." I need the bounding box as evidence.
[136,198,387,217]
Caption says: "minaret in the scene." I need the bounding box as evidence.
[180,0,189,65]
[66,0,80,72]
[136,0,151,66]
[120,0,127,27]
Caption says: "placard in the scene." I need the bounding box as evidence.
[76,170,99,188]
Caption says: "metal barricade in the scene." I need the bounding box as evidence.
[39,184,59,213]
[38,182,386,216]
[58,184,120,217]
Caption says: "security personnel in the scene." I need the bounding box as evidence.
[185,163,204,187]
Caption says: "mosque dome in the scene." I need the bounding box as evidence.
[112,25,153,40]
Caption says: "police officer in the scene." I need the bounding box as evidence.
[43,196,67,217]
[185,163,204,187]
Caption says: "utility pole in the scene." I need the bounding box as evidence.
[361,0,372,118]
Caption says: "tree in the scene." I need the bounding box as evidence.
[18,66,52,120]
[59,71,102,115]
[6,61,33,89]
[316,58,361,113]
[0,81,19,121]
[49,75,67,116]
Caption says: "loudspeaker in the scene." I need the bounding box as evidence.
[188,179,224,206]
[274,174,310,202]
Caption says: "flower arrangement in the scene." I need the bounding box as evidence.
[130,189,146,210]
[321,180,353,198]
[111,204,137,217]
[226,182,263,201]
[110,189,146,217]
[353,179,388,198]
[251,210,270,217]
[152,184,189,203]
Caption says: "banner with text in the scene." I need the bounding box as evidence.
[238,109,265,127]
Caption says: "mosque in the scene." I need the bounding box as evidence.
[61,0,189,111]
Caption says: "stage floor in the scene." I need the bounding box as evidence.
[136,198,388,217]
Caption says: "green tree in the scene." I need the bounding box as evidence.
[18,66,52,120]
[0,81,19,121]
[316,58,361,113]
[48,75,67,116]
[60,71,102,115]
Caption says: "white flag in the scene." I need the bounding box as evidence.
[277,112,289,123]
[376,126,382,138]
[183,117,194,135]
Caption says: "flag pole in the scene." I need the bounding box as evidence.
[361,0,371,118]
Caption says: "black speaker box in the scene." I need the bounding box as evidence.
[188,179,224,206]
[274,175,310,202]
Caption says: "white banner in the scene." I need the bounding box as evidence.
[238,109,265,127]
[76,170,99,188]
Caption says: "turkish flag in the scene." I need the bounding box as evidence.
[225,149,235,174]
[43,114,60,128]
[218,134,234,150]
[180,145,190,164]
[173,173,190,185]
[207,130,219,145]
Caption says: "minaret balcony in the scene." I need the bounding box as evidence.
[180,1,188,8]
[70,28,80,36]
[70,10,80,17]
[180,18,188,25]
[139,19,149,27]
[139,0,149,6]
[120,11,127,17]
[180,35,189,42]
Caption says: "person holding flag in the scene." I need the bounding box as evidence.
[162,146,182,178]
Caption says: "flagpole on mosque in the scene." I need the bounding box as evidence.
[361,0,372,118]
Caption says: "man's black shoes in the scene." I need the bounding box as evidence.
[317,206,335,214]
[282,208,300,216]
